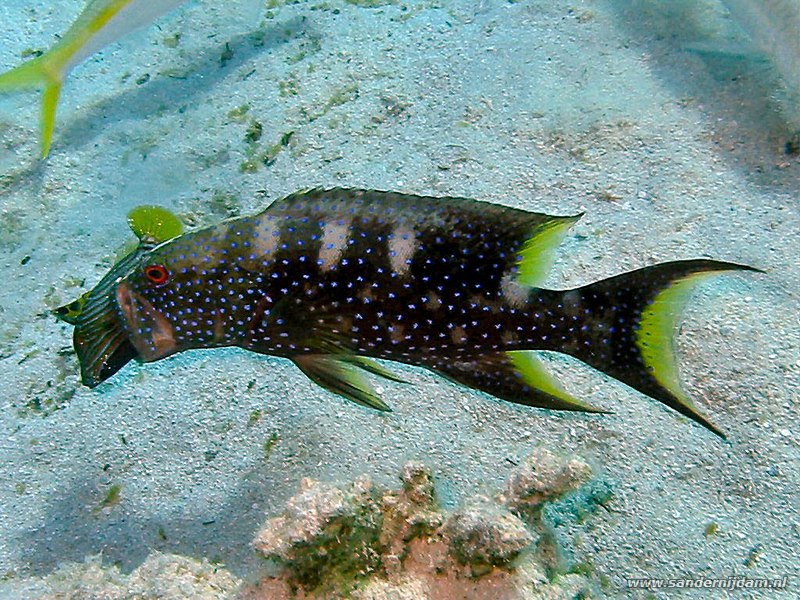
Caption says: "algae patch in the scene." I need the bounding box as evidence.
[240,131,295,173]
[93,484,122,515]
[263,431,280,460]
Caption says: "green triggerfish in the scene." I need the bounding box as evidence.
[56,188,759,437]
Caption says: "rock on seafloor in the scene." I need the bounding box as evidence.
[246,451,596,599]
[251,474,386,591]
[501,447,593,520]
[15,451,598,599]
[26,552,239,600]
[442,502,535,577]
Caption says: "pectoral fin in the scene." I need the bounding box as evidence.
[431,351,605,413]
[292,354,393,411]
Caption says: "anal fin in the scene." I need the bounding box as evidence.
[432,351,605,413]
[292,354,393,411]
[340,356,407,383]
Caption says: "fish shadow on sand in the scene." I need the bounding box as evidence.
[17,445,316,579]
[14,351,324,579]
[606,0,800,192]
[57,15,310,154]
[0,16,308,195]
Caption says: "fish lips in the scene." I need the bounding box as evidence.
[116,282,179,363]
[71,288,139,388]
[74,324,138,388]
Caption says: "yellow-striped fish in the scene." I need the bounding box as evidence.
[0,0,190,157]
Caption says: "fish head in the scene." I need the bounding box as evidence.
[114,222,263,363]
[55,204,191,387]
[114,243,184,365]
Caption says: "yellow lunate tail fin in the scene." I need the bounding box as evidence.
[0,55,64,158]
[569,259,761,437]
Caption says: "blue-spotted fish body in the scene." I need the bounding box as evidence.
[58,188,759,437]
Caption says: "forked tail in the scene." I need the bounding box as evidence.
[0,55,63,157]
[565,259,760,437]
[420,258,757,438]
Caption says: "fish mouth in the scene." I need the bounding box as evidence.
[57,245,176,388]
[67,284,139,388]
[115,282,178,363]
[58,247,152,387]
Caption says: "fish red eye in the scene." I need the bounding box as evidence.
[144,264,169,285]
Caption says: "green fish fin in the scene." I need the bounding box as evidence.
[53,290,91,325]
[127,205,184,245]
[292,354,392,412]
[0,56,48,91]
[0,55,65,158]
[341,356,408,383]
[431,351,605,413]
[40,80,62,158]
[517,214,582,287]
[636,277,711,405]
[569,259,762,438]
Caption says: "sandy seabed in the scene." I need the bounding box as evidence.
[0,0,797,598]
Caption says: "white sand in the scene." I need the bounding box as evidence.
[0,0,797,597]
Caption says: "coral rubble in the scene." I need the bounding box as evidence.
[247,449,597,599]
[16,449,600,599]
[32,552,238,600]
[502,447,593,520]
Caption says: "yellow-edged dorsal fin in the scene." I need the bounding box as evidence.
[517,214,583,287]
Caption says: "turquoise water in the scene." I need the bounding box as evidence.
[0,1,797,598]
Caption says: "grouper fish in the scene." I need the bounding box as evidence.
[0,0,190,157]
[56,188,759,437]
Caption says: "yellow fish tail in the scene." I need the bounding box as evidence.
[0,56,47,91]
[40,79,63,158]
[0,54,66,158]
